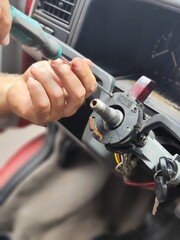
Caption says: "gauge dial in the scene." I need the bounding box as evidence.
[152,33,172,59]
[151,32,180,88]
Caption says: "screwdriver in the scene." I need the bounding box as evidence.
[54,58,113,98]
[10,5,113,97]
[56,58,113,97]
[96,83,113,97]
[10,5,62,60]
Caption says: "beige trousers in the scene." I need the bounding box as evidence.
[0,123,152,240]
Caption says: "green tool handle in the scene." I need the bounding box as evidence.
[10,5,62,60]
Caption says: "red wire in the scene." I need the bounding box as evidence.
[124,179,155,189]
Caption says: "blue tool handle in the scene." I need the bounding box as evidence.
[10,5,62,60]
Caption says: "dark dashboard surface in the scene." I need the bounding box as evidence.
[135,4,180,104]
[32,0,180,105]
[29,0,180,150]
[73,0,180,105]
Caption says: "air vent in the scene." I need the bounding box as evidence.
[37,0,78,25]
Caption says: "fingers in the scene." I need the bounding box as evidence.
[27,77,51,124]
[50,59,86,104]
[6,79,33,120]
[0,1,12,45]
[9,78,51,124]
[29,62,65,122]
[50,58,97,117]
[16,58,97,124]
[83,58,93,68]
[70,58,97,98]
[28,60,63,86]
[7,75,63,125]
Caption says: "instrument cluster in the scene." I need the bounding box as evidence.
[135,6,180,104]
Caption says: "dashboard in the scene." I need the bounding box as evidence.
[31,0,180,105]
[73,0,180,105]
[134,4,180,104]
[25,0,180,143]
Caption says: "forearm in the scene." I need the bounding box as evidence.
[0,73,21,117]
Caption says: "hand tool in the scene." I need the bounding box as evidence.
[10,5,113,97]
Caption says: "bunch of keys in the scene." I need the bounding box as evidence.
[152,175,167,215]
[152,156,177,215]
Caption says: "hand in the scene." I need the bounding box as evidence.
[5,58,97,125]
[0,0,12,45]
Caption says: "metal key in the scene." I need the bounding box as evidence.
[152,196,160,215]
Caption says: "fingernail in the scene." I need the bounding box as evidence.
[1,35,10,46]
[50,58,63,65]
[31,63,39,69]
[71,58,82,69]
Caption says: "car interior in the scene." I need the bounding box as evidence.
[0,0,180,239]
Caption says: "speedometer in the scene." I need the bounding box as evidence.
[152,33,172,60]
[151,32,180,88]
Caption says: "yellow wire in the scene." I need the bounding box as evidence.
[114,153,120,164]
[114,153,124,173]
